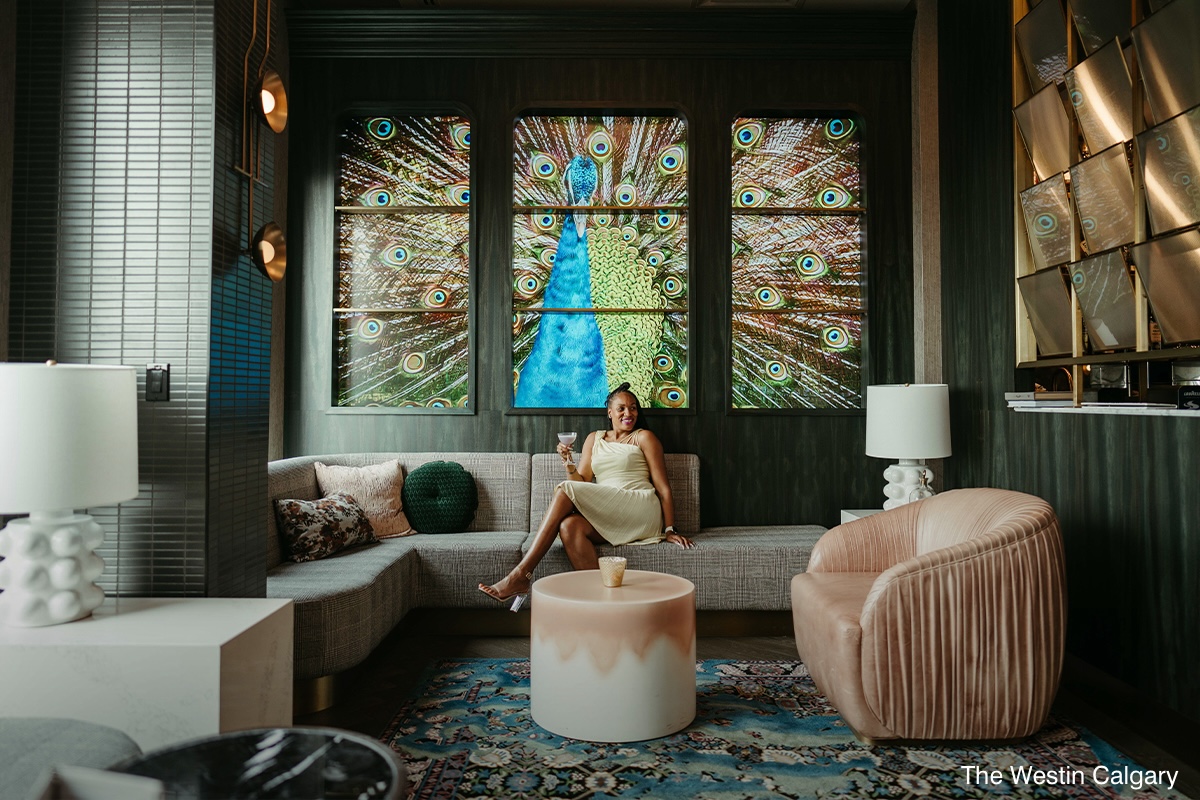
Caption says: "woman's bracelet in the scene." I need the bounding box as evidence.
[664,525,676,535]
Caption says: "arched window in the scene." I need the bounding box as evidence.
[731,116,864,409]
[334,115,472,409]
[512,113,689,410]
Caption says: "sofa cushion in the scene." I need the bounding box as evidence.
[268,453,532,569]
[402,461,478,534]
[315,459,412,539]
[521,524,825,610]
[266,529,528,679]
[267,539,422,679]
[275,493,378,562]
[413,531,530,608]
[791,572,889,739]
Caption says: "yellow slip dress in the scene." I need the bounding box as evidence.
[557,430,665,546]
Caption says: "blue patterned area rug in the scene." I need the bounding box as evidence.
[381,659,1185,799]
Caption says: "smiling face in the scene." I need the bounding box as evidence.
[606,391,640,433]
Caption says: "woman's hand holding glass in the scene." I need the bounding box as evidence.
[556,431,578,471]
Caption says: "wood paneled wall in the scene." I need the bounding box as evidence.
[0,0,13,362]
[939,0,1200,728]
[283,11,915,530]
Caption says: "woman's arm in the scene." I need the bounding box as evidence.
[639,430,694,548]
[560,431,597,482]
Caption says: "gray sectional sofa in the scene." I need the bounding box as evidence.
[267,452,825,682]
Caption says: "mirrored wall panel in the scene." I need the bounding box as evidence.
[1070,143,1136,251]
[1070,250,1138,349]
[1065,37,1133,154]
[1017,0,1069,90]
[1137,106,1200,235]
[1020,173,1074,269]
[1015,84,1073,180]
[1130,227,1200,343]
[1069,0,1133,55]
[1018,267,1076,356]
[1132,0,1200,123]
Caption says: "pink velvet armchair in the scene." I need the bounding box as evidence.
[791,488,1066,742]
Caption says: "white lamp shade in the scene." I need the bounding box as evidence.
[0,363,139,513]
[865,383,952,459]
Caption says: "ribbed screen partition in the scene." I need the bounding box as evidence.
[207,0,279,597]
[9,0,280,598]
[11,0,215,596]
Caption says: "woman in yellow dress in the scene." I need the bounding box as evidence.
[478,383,695,605]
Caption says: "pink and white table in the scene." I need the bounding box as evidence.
[530,569,696,742]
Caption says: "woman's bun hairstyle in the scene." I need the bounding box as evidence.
[605,382,646,429]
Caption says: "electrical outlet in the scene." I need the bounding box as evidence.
[146,363,170,401]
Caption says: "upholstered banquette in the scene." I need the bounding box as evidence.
[267,452,825,681]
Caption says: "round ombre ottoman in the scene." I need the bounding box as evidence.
[530,569,696,742]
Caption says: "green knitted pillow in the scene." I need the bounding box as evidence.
[401,461,478,534]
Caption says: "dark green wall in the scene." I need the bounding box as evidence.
[939,0,1200,727]
[284,11,915,530]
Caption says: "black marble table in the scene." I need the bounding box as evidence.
[114,727,405,800]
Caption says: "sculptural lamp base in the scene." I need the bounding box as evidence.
[0,510,106,627]
[882,459,934,511]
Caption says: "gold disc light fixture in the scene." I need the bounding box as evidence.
[257,68,288,134]
[253,222,287,281]
[240,0,288,282]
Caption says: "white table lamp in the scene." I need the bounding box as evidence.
[0,362,139,627]
[865,383,951,511]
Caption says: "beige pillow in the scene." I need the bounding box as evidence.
[314,460,413,538]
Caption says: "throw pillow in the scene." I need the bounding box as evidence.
[402,461,478,534]
[274,493,378,562]
[314,460,413,539]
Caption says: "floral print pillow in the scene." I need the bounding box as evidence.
[274,493,378,562]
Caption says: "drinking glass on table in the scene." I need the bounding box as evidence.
[557,431,578,467]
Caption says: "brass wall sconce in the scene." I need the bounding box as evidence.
[239,0,287,282]
[257,68,288,134]
[253,222,287,282]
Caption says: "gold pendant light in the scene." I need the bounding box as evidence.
[253,222,287,282]
[240,0,287,282]
[257,68,288,134]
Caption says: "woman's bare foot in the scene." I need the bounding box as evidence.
[478,569,532,602]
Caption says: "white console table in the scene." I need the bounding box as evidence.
[0,597,293,751]
[840,508,885,524]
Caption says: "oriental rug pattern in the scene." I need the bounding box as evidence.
[381,659,1183,799]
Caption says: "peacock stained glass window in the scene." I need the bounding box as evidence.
[335,115,471,408]
[731,116,864,410]
[512,114,688,410]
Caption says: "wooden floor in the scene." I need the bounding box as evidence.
[298,620,1200,799]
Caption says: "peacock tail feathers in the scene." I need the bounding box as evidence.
[731,117,860,210]
[512,115,690,408]
[731,214,861,312]
[651,314,688,408]
[514,115,687,208]
[588,223,663,404]
[335,115,472,408]
[731,313,860,409]
[730,116,863,409]
[339,116,470,208]
[337,311,468,408]
[337,213,469,310]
